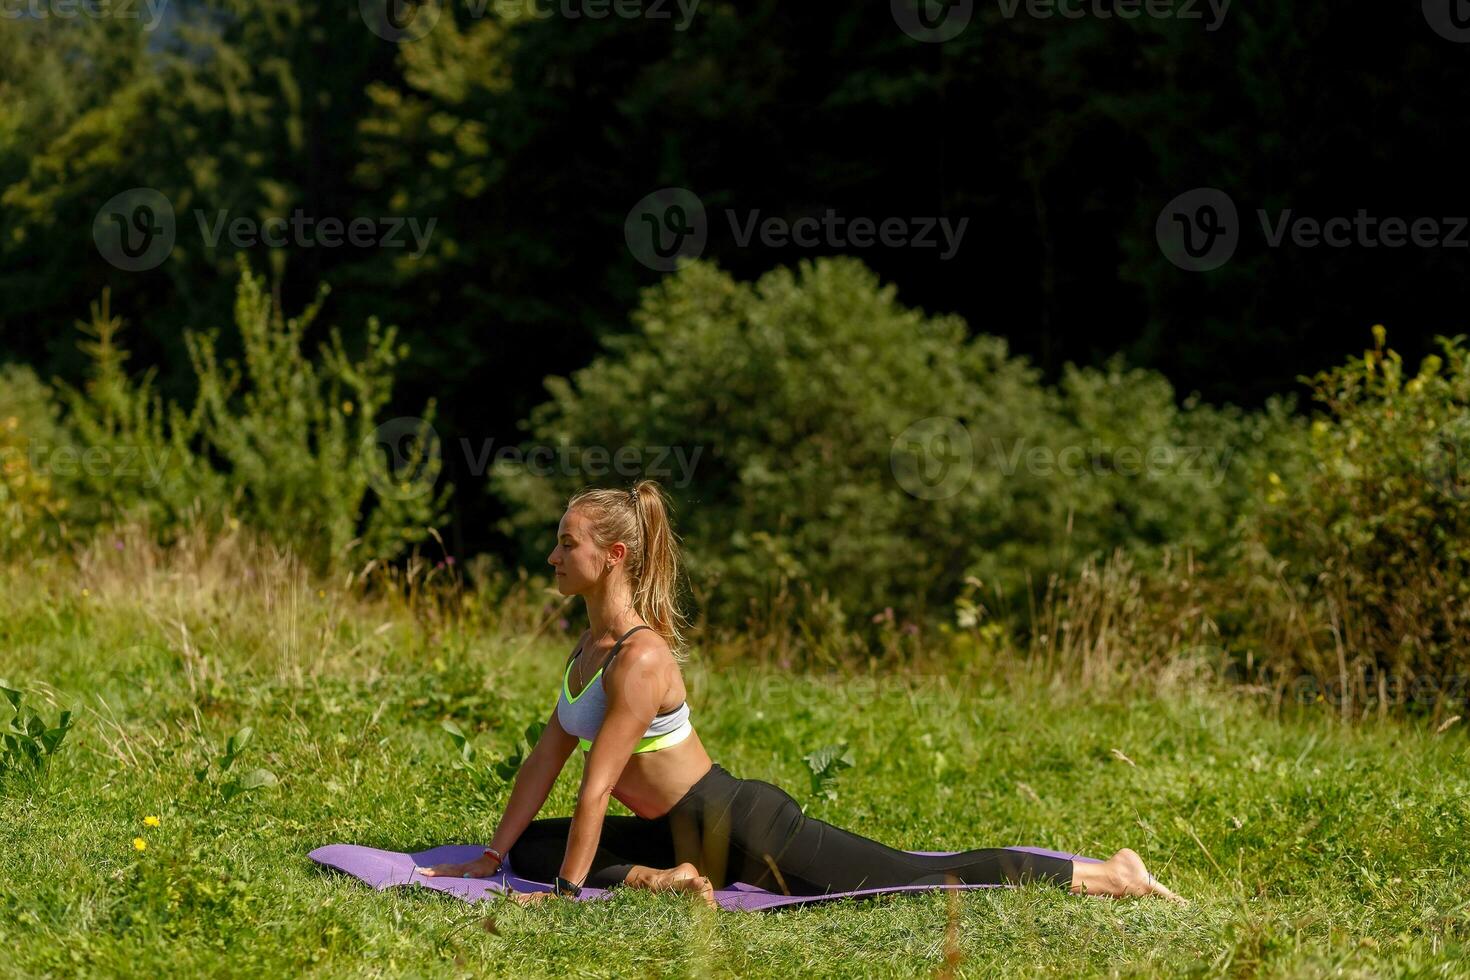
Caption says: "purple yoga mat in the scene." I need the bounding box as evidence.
[308,843,1103,912]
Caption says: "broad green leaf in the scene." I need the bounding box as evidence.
[228,726,254,756]
[239,768,277,790]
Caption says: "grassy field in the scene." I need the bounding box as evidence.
[3,537,1469,978]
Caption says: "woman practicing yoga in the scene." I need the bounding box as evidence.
[420,481,1185,907]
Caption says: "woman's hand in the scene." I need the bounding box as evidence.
[415,854,503,879]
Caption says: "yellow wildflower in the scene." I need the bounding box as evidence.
[133,838,147,852]
[144,816,161,827]
[342,401,355,416]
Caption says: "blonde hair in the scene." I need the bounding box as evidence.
[566,479,691,660]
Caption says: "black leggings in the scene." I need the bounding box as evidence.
[508,763,1074,895]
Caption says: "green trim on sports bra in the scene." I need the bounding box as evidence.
[577,723,693,755]
[563,654,602,705]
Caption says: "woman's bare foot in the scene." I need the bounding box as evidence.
[625,862,717,909]
[1069,848,1187,904]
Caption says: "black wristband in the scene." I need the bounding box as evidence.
[554,875,583,898]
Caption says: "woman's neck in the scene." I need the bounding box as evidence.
[583,578,641,645]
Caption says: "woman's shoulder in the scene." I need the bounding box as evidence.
[608,625,675,674]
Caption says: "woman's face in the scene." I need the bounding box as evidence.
[548,509,608,595]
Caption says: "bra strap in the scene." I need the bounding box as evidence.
[605,624,653,668]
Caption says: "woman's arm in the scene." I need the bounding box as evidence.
[486,708,580,857]
[418,705,578,878]
[556,646,666,886]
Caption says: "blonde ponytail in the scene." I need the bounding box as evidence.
[567,479,691,660]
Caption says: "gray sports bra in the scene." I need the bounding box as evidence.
[555,624,693,754]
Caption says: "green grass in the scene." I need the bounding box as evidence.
[2,548,1469,978]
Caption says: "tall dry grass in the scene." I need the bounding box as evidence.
[16,522,1423,723]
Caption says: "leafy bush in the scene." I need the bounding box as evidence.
[54,290,222,535]
[441,718,545,807]
[0,681,73,782]
[803,743,855,803]
[192,725,277,804]
[490,257,1285,637]
[1234,327,1470,717]
[1018,356,1304,585]
[0,364,70,558]
[55,261,451,570]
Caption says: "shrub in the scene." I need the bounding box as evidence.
[0,681,73,784]
[1236,326,1470,719]
[0,364,70,559]
[490,257,1275,639]
[55,260,451,571]
[1019,356,1304,586]
[53,290,221,535]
